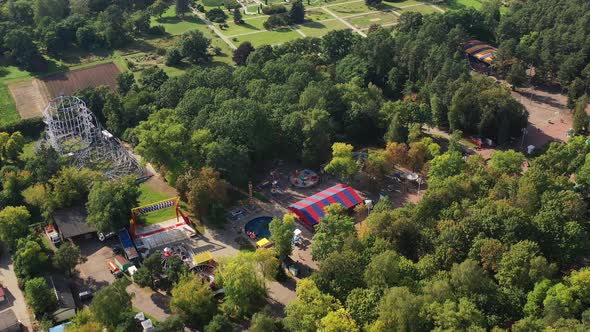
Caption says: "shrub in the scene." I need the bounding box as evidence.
[206,8,227,23]
[263,13,290,30]
[149,25,166,35]
[262,4,287,15]
[166,47,182,67]
[224,0,241,10]
[0,117,44,138]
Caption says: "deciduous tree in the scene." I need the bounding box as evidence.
[25,277,57,316]
[54,242,84,276]
[269,214,296,260]
[170,274,216,328]
[0,205,30,249]
[311,204,356,261]
[86,176,139,233]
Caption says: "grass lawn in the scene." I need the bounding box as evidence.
[299,19,347,37]
[439,0,482,10]
[223,17,267,36]
[152,6,204,35]
[330,2,374,16]
[232,27,301,47]
[399,4,439,14]
[137,183,179,225]
[305,8,333,21]
[0,83,19,126]
[381,0,422,9]
[346,11,398,29]
[0,65,32,82]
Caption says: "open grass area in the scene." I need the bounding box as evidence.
[399,4,439,14]
[232,27,301,46]
[223,17,267,36]
[152,6,203,35]
[330,2,374,16]
[346,10,398,29]
[137,183,179,225]
[305,8,332,21]
[0,83,19,126]
[299,19,347,37]
[439,0,482,10]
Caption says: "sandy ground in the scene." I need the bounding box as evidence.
[512,86,575,149]
[8,79,49,119]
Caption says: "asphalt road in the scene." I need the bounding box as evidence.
[0,243,33,331]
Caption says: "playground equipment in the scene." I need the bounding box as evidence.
[290,169,319,188]
[42,96,148,180]
[130,197,181,237]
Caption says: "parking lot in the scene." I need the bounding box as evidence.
[75,237,117,291]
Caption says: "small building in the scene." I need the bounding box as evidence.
[0,309,22,332]
[114,255,131,272]
[48,322,72,332]
[48,276,76,323]
[53,206,96,240]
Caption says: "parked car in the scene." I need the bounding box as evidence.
[0,284,6,302]
[98,232,115,242]
[78,290,93,301]
[112,246,123,255]
[45,225,61,247]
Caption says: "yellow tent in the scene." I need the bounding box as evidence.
[256,238,272,248]
[193,251,214,265]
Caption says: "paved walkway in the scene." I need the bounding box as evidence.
[323,6,367,36]
[191,8,237,50]
[0,244,33,332]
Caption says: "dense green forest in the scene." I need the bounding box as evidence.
[80,7,529,187]
[2,0,590,331]
[0,0,174,71]
[495,0,590,96]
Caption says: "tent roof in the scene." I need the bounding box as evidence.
[288,184,362,226]
[463,40,497,65]
[193,251,214,265]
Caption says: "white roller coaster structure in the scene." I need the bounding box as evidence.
[42,95,149,180]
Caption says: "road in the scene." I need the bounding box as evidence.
[0,244,33,331]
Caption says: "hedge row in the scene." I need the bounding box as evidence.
[0,117,45,138]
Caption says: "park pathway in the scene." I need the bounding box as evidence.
[0,244,33,332]
[323,6,367,37]
[191,8,237,50]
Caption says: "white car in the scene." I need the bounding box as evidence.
[98,232,115,242]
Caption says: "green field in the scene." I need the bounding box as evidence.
[299,19,347,37]
[305,8,332,21]
[346,11,399,29]
[439,0,482,10]
[399,4,439,14]
[233,27,302,47]
[223,17,267,36]
[152,6,204,35]
[0,83,19,126]
[137,183,179,225]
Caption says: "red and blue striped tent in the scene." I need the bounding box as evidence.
[288,184,363,227]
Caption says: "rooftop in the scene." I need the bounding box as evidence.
[53,206,96,239]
